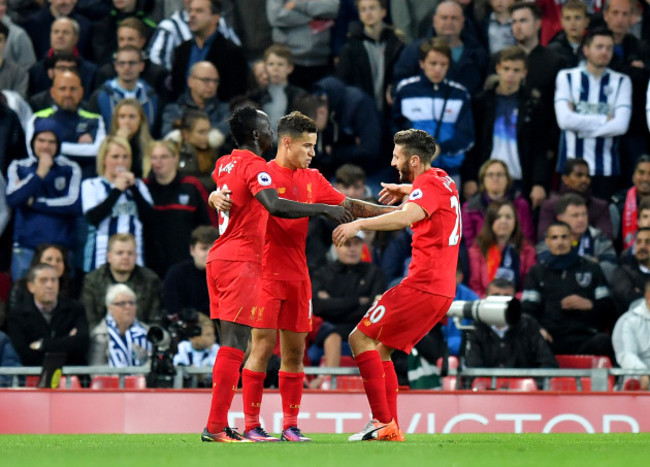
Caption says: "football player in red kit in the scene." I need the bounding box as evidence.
[201,106,353,443]
[212,112,397,442]
[333,129,461,442]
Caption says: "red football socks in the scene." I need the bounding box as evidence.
[206,346,244,433]
[355,350,391,424]
[383,360,399,427]
[242,368,266,432]
[279,371,304,430]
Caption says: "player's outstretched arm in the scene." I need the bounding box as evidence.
[332,202,426,247]
[341,198,398,218]
[378,182,413,205]
[256,188,354,223]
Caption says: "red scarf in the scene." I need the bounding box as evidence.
[622,187,638,250]
[486,245,502,281]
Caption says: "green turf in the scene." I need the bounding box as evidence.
[0,433,647,467]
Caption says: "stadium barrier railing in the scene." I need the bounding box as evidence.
[1,366,648,390]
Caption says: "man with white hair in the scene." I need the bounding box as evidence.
[88,283,151,367]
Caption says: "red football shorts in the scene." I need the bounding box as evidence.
[207,259,265,325]
[255,278,312,332]
[356,283,453,353]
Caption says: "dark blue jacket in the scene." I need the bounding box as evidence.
[6,155,81,249]
[392,74,474,170]
[312,77,382,174]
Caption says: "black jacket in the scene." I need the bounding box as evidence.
[163,259,210,319]
[521,256,616,348]
[547,31,585,69]
[465,314,558,368]
[7,297,89,366]
[335,24,404,112]
[171,32,248,103]
[91,8,156,66]
[463,84,550,193]
[312,260,386,338]
[143,174,212,279]
[610,251,650,314]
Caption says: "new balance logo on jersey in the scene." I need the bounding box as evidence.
[218,161,236,176]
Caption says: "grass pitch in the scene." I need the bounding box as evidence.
[1,433,647,467]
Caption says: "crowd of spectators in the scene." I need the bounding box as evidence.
[1,0,650,389]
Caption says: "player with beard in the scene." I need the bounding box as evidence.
[212,111,397,441]
[201,106,353,443]
[333,129,461,441]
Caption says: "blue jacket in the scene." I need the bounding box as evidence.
[6,154,81,249]
[25,107,106,179]
[392,31,489,97]
[392,74,474,170]
[90,79,159,135]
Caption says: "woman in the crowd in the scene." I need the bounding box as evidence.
[109,98,153,179]
[167,109,219,192]
[81,136,154,272]
[468,200,536,297]
[462,159,535,249]
[7,243,75,313]
[143,140,212,279]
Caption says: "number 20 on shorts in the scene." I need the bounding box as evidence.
[363,302,386,324]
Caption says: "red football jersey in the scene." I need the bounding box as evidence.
[262,160,345,281]
[208,149,275,264]
[401,168,461,297]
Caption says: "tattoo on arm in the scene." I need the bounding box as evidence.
[342,198,398,218]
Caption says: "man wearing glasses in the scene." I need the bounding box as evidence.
[89,45,160,133]
[161,61,229,140]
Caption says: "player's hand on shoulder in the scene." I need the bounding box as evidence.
[325,205,354,224]
[209,188,233,212]
[378,182,411,205]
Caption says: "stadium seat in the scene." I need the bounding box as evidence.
[442,376,458,390]
[623,379,642,391]
[90,375,147,389]
[471,377,538,391]
[548,376,614,392]
[24,375,81,389]
[318,356,357,367]
[555,355,612,369]
[58,375,82,389]
[334,375,364,390]
[436,356,459,370]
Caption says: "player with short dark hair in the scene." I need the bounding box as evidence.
[201,106,354,443]
[212,111,397,442]
[333,128,461,441]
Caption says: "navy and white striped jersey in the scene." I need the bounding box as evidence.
[81,177,153,272]
[554,65,632,176]
[148,10,241,71]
